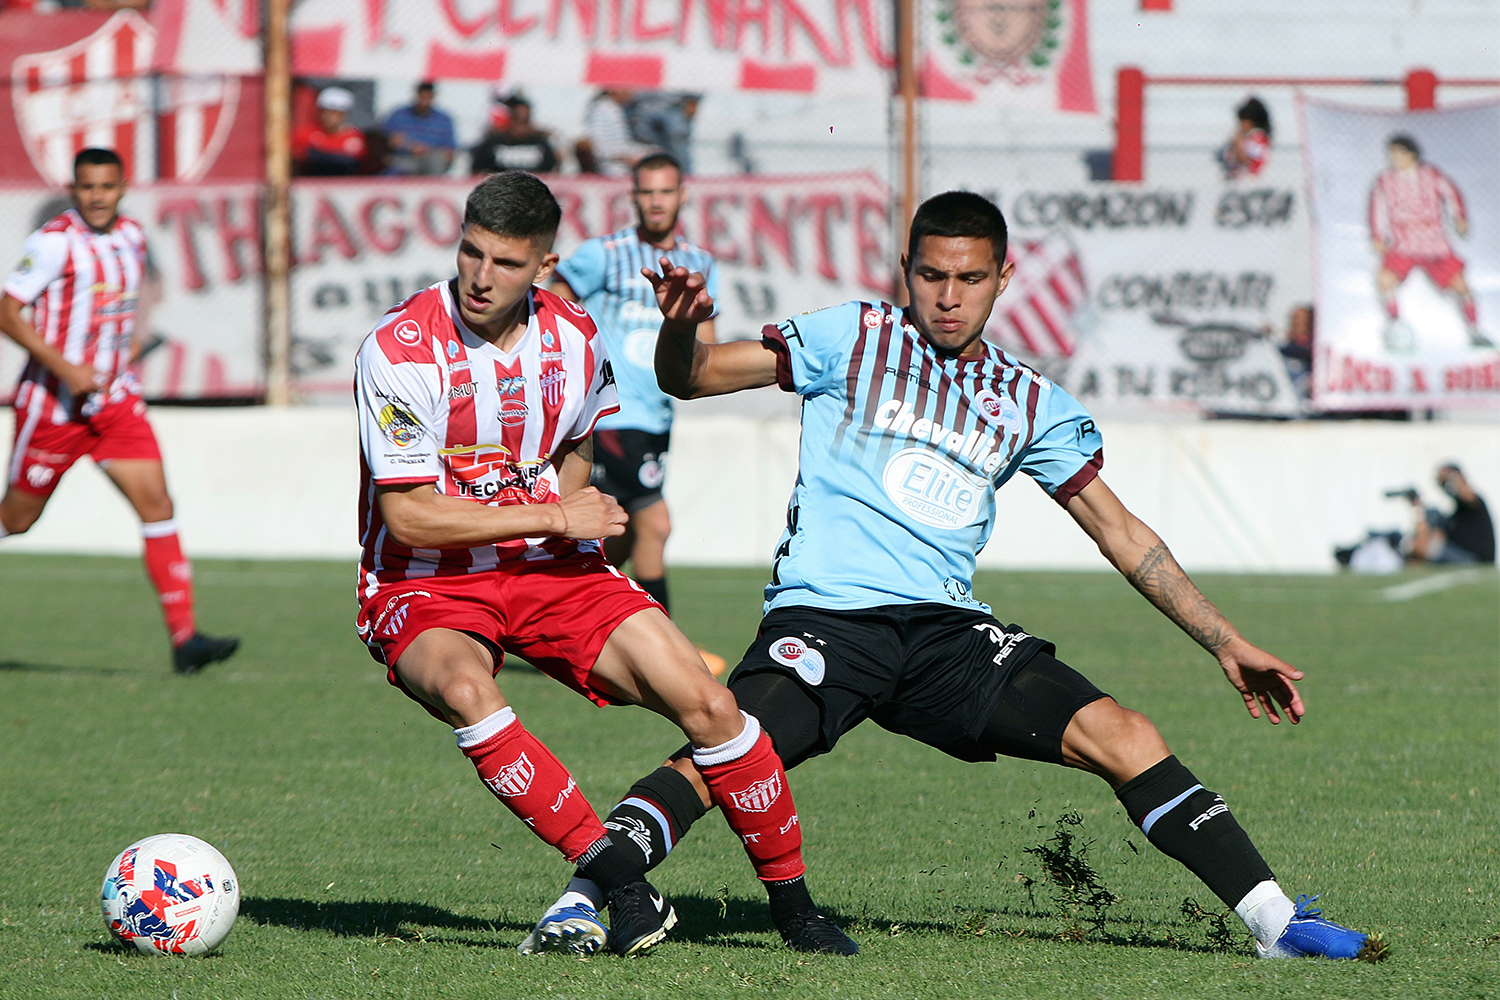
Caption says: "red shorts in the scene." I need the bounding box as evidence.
[7,394,161,497]
[1382,251,1465,288]
[356,555,660,717]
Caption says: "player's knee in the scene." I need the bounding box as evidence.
[137,495,174,523]
[686,682,741,734]
[433,672,500,721]
[0,499,39,534]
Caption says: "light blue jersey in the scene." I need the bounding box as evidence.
[555,227,718,434]
[761,301,1104,615]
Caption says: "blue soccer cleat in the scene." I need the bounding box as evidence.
[1258,895,1388,961]
[516,902,608,956]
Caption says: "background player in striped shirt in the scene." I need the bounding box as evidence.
[551,152,725,671]
[0,148,239,675]
[531,191,1383,962]
[1370,134,1491,349]
[354,171,836,958]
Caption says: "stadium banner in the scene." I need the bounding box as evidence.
[285,172,893,399]
[1302,98,1500,410]
[0,184,266,401]
[985,159,1310,417]
[0,10,263,185]
[287,0,1093,108]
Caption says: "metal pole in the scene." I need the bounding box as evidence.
[263,0,293,405]
[895,0,919,300]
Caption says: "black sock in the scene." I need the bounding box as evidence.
[637,575,669,614]
[1115,755,1274,909]
[573,838,643,896]
[766,875,817,928]
[592,766,707,876]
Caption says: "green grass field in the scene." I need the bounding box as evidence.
[0,554,1495,1000]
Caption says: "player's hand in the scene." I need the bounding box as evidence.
[1215,636,1305,725]
[1371,239,1387,255]
[643,257,715,325]
[555,487,628,539]
[61,362,106,399]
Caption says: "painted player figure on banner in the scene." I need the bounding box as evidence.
[527,192,1386,962]
[549,152,726,674]
[353,171,849,958]
[1370,134,1493,352]
[0,148,240,675]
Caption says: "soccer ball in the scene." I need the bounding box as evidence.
[100,834,240,955]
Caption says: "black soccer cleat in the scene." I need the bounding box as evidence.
[777,911,860,955]
[172,632,240,675]
[605,880,677,957]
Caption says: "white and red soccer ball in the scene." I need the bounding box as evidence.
[100,834,239,955]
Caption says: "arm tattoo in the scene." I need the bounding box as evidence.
[1125,541,1232,653]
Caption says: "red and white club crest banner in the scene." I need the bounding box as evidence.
[286,172,893,399]
[288,0,1092,108]
[1302,98,1500,409]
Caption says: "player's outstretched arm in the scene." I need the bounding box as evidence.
[644,257,778,398]
[1065,476,1306,725]
[376,481,627,549]
[0,293,105,398]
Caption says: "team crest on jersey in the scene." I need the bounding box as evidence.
[377,399,423,448]
[393,320,422,346]
[729,773,782,813]
[973,389,1022,432]
[539,369,566,406]
[486,752,535,798]
[863,309,882,329]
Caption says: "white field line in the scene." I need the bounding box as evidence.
[1380,568,1495,602]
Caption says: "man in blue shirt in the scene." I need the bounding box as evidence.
[550,153,717,623]
[384,82,457,176]
[521,192,1383,963]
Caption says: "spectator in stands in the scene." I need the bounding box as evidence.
[292,87,367,177]
[581,89,656,176]
[1280,304,1313,398]
[629,92,700,175]
[469,97,559,175]
[1407,464,1495,565]
[384,82,458,176]
[1219,97,1272,180]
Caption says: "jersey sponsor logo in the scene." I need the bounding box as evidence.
[15,254,34,275]
[448,381,477,400]
[486,752,535,798]
[441,444,549,502]
[499,400,529,426]
[874,399,1008,475]
[377,399,424,448]
[728,772,782,813]
[768,636,825,685]
[863,308,882,329]
[497,375,526,396]
[882,448,988,529]
[539,368,566,406]
[393,319,422,346]
[446,340,460,359]
[542,331,556,348]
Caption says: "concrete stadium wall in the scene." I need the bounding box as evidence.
[1,407,1494,574]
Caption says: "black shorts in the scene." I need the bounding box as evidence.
[591,429,669,512]
[727,604,1108,766]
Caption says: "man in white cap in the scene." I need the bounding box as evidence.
[293,86,367,176]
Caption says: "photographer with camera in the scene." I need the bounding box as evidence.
[1395,465,1495,565]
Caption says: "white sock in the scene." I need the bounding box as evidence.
[552,877,605,915]
[1235,879,1295,949]
[140,518,179,539]
[690,711,760,767]
[452,706,516,748]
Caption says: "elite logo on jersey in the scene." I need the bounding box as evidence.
[729,772,783,813]
[487,752,536,798]
[882,448,988,529]
[377,399,423,448]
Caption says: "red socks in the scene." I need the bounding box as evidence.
[141,519,195,646]
[456,707,609,863]
[694,713,807,883]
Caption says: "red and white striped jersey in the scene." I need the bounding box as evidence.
[2,209,146,426]
[356,280,619,599]
[1369,163,1466,261]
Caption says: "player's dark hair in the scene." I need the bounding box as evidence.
[906,191,1008,269]
[463,171,560,248]
[1236,97,1271,136]
[417,80,435,93]
[73,147,124,178]
[632,152,683,185]
[1388,134,1421,158]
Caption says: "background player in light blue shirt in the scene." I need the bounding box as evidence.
[552,153,719,632]
[524,191,1382,963]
